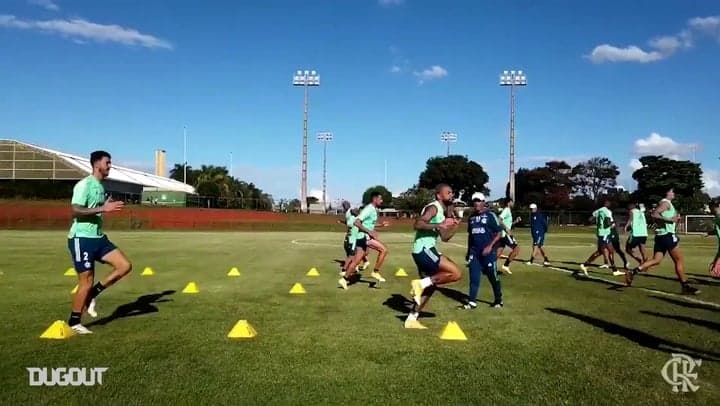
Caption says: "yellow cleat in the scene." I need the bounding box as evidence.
[404,318,428,329]
[410,279,424,305]
[371,271,386,282]
[338,278,348,290]
[360,261,370,271]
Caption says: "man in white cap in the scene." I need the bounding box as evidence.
[527,203,551,266]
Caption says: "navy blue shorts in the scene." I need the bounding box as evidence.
[626,236,647,248]
[67,235,117,273]
[412,246,442,277]
[597,235,611,250]
[653,233,679,255]
[500,235,518,249]
[354,237,368,252]
[532,233,545,247]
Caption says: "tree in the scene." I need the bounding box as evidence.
[571,157,620,202]
[287,199,301,212]
[514,161,573,209]
[418,155,489,204]
[631,155,706,213]
[362,185,393,207]
[393,185,435,214]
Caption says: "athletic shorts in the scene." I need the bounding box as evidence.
[354,237,368,252]
[67,235,117,273]
[500,235,518,249]
[626,236,647,248]
[597,235,611,250]
[653,233,679,255]
[412,246,442,277]
[532,233,545,247]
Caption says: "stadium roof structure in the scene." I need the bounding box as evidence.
[0,139,195,194]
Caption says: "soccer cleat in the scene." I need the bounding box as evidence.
[410,279,425,305]
[86,299,97,318]
[624,269,636,287]
[70,324,93,335]
[360,260,370,271]
[501,265,512,274]
[370,271,386,282]
[681,285,700,295]
[491,301,504,308]
[543,261,551,266]
[338,278,348,290]
[612,270,625,276]
[580,264,589,277]
[404,318,428,329]
[525,261,533,266]
[461,301,477,310]
[599,264,609,269]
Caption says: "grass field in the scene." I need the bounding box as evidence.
[1,229,720,404]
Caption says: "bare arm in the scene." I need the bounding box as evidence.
[651,201,676,223]
[624,210,633,233]
[413,205,440,231]
[439,221,459,242]
[72,205,105,216]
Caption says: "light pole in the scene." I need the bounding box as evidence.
[292,69,320,213]
[183,125,187,184]
[499,69,527,201]
[440,131,457,156]
[316,131,333,211]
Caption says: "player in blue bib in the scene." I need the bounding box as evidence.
[463,192,503,309]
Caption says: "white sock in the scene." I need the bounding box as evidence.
[420,277,433,289]
[407,312,418,321]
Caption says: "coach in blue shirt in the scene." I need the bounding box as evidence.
[527,203,551,266]
[463,192,503,309]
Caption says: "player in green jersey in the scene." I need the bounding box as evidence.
[337,201,367,274]
[405,184,462,329]
[580,199,621,276]
[66,151,132,334]
[704,200,720,277]
[495,198,522,274]
[625,188,699,295]
[624,202,649,265]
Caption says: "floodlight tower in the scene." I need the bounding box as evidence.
[292,69,320,213]
[316,131,333,210]
[440,131,457,156]
[499,69,527,201]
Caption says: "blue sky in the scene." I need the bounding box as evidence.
[1,0,719,204]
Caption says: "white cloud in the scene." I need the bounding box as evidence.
[28,0,59,11]
[629,159,643,171]
[413,65,448,84]
[0,14,173,49]
[632,132,699,160]
[390,65,401,73]
[703,169,720,197]
[378,0,404,7]
[586,15,720,63]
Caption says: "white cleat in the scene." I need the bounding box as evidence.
[501,265,512,274]
[612,270,625,276]
[580,264,589,276]
[71,324,93,335]
[599,264,609,269]
[86,299,97,318]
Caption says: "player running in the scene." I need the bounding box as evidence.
[337,201,368,274]
[624,202,648,266]
[66,151,133,334]
[496,198,521,274]
[338,192,389,288]
[463,192,503,309]
[406,184,462,329]
[526,203,550,266]
[580,199,622,277]
[624,188,699,295]
[703,201,720,277]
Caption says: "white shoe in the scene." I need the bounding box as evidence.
[580,264,589,277]
[71,324,93,335]
[501,265,512,274]
[86,299,97,318]
[612,270,625,276]
[599,264,609,269]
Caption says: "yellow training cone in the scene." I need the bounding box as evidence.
[70,285,78,294]
[40,320,74,339]
[141,267,154,276]
[227,267,240,276]
[306,268,320,276]
[182,282,199,294]
[289,283,306,294]
[440,321,468,341]
[395,268,408,277]
[227,320,257,338]
[64,268,76,276]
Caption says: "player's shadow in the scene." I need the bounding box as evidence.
[382,294,436,319]
[86,290,176,327]
[687,272,720,280]
[435,287,493,306]
[637,272,720,287]
[546,307,720,361]
[640,310,720,333]
[650,295,720,312]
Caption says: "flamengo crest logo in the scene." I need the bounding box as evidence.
[27,367,108,386]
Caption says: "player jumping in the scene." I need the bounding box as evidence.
[624,202,648,266]
[66,151,133,334]
[624,188,699,295]
[580,199,622,277]
[405,183,462,329]
[338,201,368,274]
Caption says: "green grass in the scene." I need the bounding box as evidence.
[1,230,719,404]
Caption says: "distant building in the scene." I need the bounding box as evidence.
[0,139,194,205]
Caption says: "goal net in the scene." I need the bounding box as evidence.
[683,215,716,235]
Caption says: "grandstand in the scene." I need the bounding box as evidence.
[0,139,195,205]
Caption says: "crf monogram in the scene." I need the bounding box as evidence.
[27,367,108,386]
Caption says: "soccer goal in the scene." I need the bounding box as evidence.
[683,215,716,235]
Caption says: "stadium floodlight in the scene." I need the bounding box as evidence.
[499,69,527,201]
[440,131,457,156]
[316,131,333,211]
[292,69,321,213]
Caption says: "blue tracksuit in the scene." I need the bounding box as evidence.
[530,211,548,247]
[466,209,503,304]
